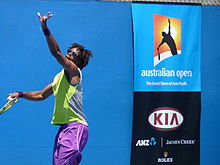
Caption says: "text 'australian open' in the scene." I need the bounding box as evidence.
[141,68,193,79]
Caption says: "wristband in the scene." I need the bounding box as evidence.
[43,28,51,36]
[17,91,24,98]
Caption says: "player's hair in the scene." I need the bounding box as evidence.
[69,43,93,69]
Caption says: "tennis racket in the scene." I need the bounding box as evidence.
[0,96,18,115]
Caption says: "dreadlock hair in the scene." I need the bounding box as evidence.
[69,43,93,69]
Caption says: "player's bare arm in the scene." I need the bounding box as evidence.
[8,83,53,101]
[37,12,79,80]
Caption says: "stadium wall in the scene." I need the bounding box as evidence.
[0,1,219,165]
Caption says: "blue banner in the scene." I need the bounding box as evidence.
[132,4,201,92]
[131,4,201,165]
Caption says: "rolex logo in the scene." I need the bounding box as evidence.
[158,151,173,163]
[164,152,169,158]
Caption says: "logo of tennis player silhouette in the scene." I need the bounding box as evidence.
[157,19,178,61]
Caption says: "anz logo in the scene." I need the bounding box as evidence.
[148,107,184,131]
[136,137,157,147]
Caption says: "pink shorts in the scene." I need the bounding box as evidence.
[53,122,88,165]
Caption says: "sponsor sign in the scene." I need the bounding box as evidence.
[165,139,196,145]
[131,92,201,165]
[132,4,201,92]
[148,107,184,131]
[158,152,174,163]
[136,137,157,147]
[131,3,201,165]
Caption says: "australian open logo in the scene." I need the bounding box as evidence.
[154,14,181,67]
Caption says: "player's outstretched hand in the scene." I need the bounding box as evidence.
[37,12,53,29]
[7,92,19,100]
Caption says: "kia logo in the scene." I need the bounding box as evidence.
[148,107,184,131]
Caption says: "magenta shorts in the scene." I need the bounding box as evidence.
[53,122,88,165]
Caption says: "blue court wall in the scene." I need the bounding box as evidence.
[0,1,133,165]
[0,1,220,165]
[201,5,220,165]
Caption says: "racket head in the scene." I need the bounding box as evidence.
[0,98,18,115]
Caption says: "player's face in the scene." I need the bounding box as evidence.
[66,48,80,61]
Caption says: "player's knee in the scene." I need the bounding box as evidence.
[68,150,82,165]
[76,151,82,164]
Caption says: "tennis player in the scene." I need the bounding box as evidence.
[8,12,92,165]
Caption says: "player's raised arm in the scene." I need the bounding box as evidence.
[37,12,78,73]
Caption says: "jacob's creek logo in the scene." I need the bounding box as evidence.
[148,107,184,131]
[166,139,196,145]
[158,152,174,163]
[154,14,181,67]
[136,137,157,147]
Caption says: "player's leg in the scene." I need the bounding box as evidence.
[53,127,64,165]
[65,123,88,165]
[52,122,88,165]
